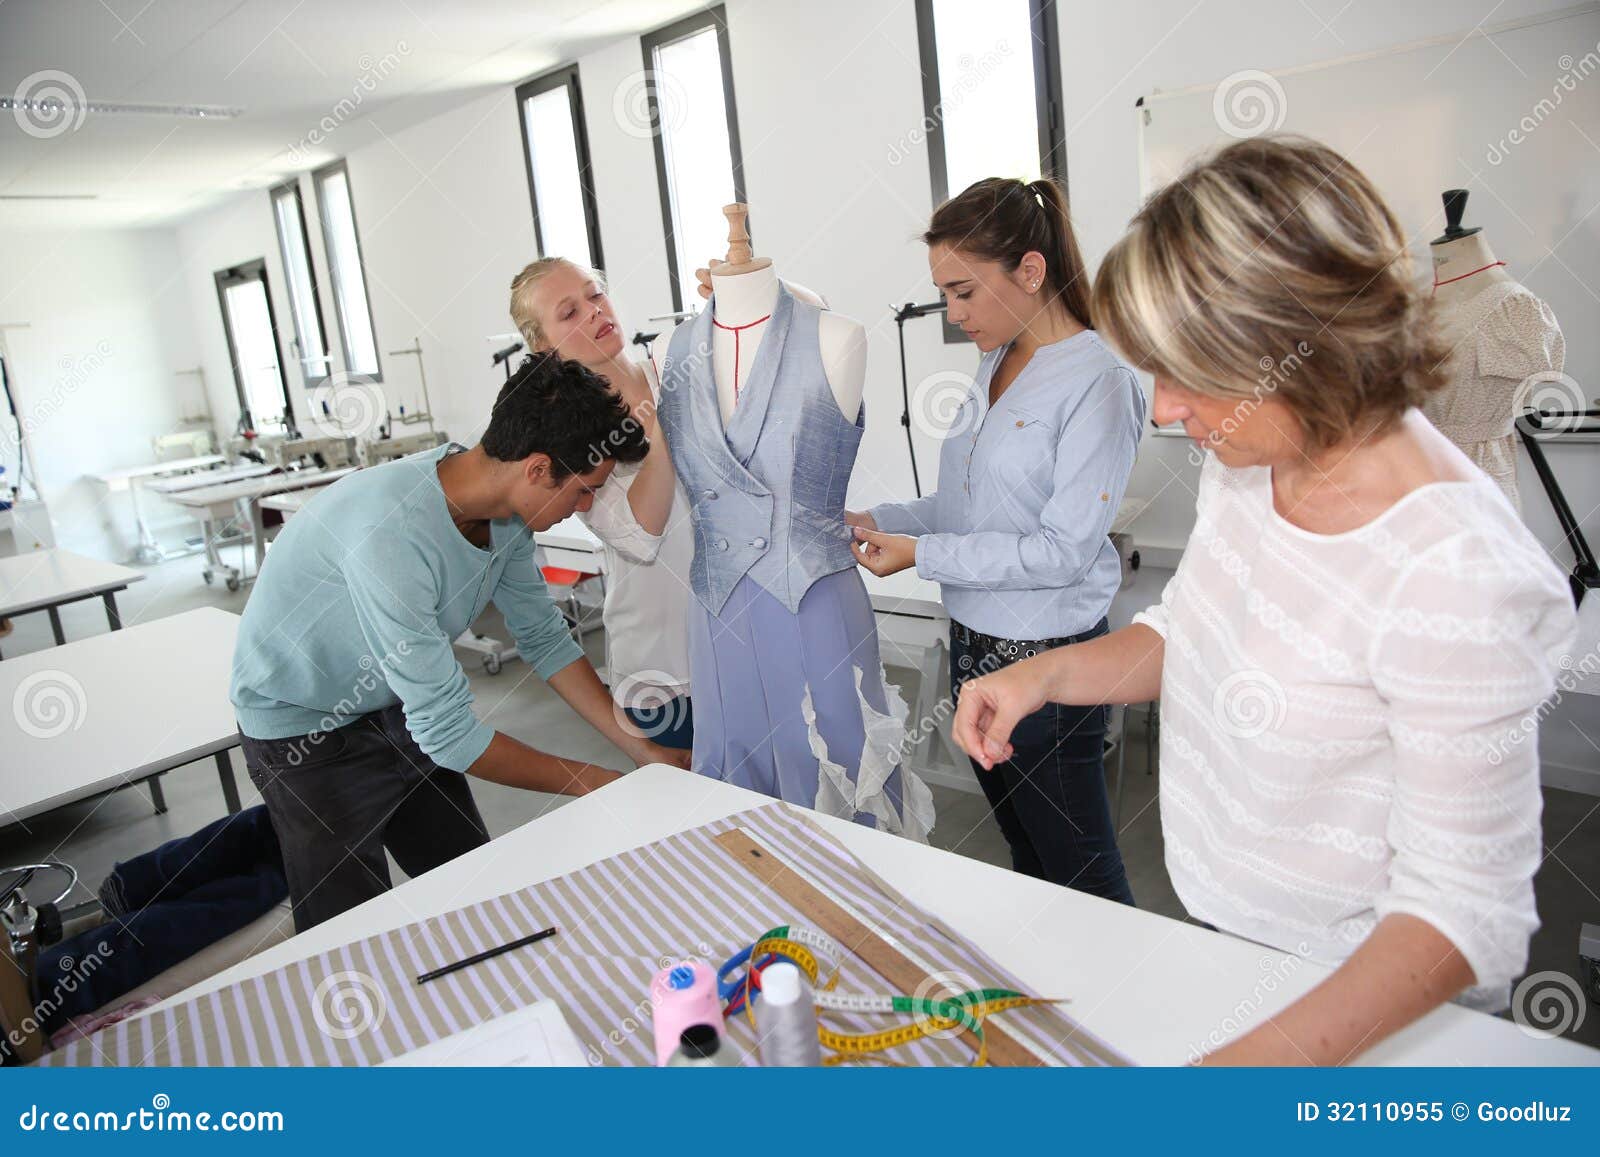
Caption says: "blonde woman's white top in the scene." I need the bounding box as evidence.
[1133,441,1575,1009]
[581,360,694,709]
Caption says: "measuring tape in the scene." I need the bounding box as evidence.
[717,924,1060,1066]
[718,925,844,1015]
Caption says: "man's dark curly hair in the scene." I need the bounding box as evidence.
[480,351,649,479]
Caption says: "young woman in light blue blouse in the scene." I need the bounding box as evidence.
[851,177,1146,904]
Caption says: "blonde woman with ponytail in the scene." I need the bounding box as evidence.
[509,258,695,750]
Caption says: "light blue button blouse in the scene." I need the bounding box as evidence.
[869,330,1146,641]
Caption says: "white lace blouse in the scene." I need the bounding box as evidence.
[579,360,694,709]
[1133,441,1575,1008]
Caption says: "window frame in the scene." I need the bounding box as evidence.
[515,64,606,272]
[914,0,1068,343]
[311,158,383,382]
[212,257,295,434]
[641,4,747,315]
[268,178,333,389]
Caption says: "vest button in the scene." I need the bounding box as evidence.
[751,538,767,549]
[716,538,729,551]
[701,489,718,500]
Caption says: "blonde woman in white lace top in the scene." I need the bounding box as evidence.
[951,137,1576,1065]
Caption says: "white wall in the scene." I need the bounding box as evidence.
[177,89,539,449]
[1048,0,1597,554]
[174,190,289,442]
[0,227,200,557]
[338,89,538,442]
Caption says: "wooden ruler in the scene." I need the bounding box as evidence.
[713,827,1046,1067]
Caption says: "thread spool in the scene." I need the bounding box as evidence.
[756,961,822,1067]
[650,961,724,1066]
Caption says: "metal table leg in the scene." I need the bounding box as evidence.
[216,749,242,813]
[249,496,268,572]
[911,633,944,772]
[201,513,223,578]
[930,637,967,772]
[46,605,66,645]
[129,477,162,565]
[102,590,122,630]
[147,773,167,814]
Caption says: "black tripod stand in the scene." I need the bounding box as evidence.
[892,299,948,498]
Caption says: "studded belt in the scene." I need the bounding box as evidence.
[949,618,1106,663]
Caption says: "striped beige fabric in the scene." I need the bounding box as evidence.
[38,803,1125,1067]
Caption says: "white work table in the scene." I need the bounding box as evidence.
[0,607,244,824]
[142,766,1597,1067]
[163,466,357,590]
[145,462,277,496]
[0,548,145,657]
[534,514,606,575]
[94,454,226,491]
[166,465,357,514]
[258,485,332,516]
[96,458,259,564]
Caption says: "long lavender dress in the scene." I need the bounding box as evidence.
[658,286,933,839]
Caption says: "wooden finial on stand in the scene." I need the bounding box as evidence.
[717,203,771,275]
[694,203,772,298]
[724,204,754,264]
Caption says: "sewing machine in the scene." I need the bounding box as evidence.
[359,429,448,467]
[270,436,358,470]
[153,428,217,460]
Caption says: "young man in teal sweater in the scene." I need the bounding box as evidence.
[231,353,688,930]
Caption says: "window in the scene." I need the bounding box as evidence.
[642,5,745,313]
[312,160,381,380]
[914,0,1066,203]
[214,259,294,434]
[915,0,1066,342]
[269,179,332,388]
[517,65,604,271]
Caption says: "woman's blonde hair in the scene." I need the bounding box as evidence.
[1091,134,1448,452]
[508,256,608,349]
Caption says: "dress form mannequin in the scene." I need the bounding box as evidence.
[653,203,933,838]
[1430,190,1511,306]
[652,204,866,423]
[1424,189,1564,511]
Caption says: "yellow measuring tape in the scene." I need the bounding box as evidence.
[736,931,1061,1067]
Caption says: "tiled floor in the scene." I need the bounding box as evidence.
[3,550,1596,1050]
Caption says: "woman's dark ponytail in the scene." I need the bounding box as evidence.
[923,175,1093,331]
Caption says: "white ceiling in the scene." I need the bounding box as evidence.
[0,0,703,229]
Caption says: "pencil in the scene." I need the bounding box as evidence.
[415,925,559,984]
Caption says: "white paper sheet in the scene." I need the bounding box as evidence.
[380,999,588,1067]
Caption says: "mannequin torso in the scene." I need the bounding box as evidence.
[651,264,866,424]
[1431,232,1510,307]
[1424,223,1566,512]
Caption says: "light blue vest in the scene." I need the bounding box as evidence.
[658,284,864,616]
